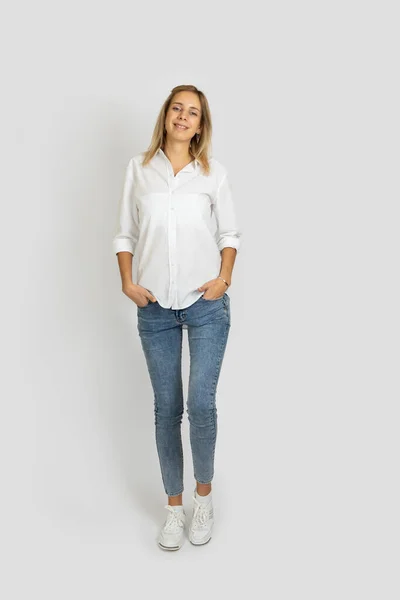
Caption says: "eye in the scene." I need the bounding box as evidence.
[172,106,180,111]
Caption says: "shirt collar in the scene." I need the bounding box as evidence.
[157,147,199,173]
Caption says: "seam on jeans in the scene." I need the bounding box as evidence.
[168,326,185,497]
[207,320,230,481]
[222,294,230,325]
[178,327,184,492]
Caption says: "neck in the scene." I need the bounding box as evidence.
[162,139,192,163]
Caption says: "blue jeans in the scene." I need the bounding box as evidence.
[137,293,231,496]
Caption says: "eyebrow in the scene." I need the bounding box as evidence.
[172,102,201,112]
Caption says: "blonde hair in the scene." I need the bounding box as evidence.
[142,84,213,175]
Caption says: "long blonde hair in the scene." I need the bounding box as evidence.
[142,84,213,175]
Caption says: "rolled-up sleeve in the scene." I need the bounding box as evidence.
[213,171,242,254]
[112,158,140,256]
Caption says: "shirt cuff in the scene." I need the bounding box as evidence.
[113,239,135,255]
[217,238,241,254]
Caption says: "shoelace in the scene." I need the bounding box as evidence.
[191,495,212,530]
[163,505,185,532]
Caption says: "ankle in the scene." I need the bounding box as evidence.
[168,493,183,506]
[196,482,212,496]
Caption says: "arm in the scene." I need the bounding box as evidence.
[117,251,134,287]
[112,159,155,304]
[214,170,242,287]
[219,247,237,287]
[112,158,140,286]
[199,170,242,298]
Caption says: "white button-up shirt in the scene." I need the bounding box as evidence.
[112,148,242,309]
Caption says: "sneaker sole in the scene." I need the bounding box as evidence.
[189,534,212,546]
[158,541,183,551]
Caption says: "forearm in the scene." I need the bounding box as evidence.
[117,251,134,286]
[219,247,237,286]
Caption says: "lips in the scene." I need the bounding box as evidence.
[174,123,188,130]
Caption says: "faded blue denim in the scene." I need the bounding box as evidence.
[137,292,231,497]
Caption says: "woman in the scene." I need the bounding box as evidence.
[112,84,241,550]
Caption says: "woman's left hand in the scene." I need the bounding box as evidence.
[198,278,228,300]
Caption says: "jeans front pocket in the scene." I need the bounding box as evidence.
[137,300,158,311]
[201,293,225,302]
[138,302,150,309]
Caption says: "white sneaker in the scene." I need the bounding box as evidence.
[188,489,214,545]
[157,505,186,551]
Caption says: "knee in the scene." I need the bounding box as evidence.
[187,404,217,427]
[154,407,183,427]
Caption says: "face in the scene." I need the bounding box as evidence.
[164,91,202,144]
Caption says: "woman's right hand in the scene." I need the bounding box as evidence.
[122,282,157,307]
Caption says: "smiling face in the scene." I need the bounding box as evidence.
[164,91,202,145]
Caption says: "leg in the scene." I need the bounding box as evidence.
[137,308,185,500]
[196,482,212,496]
[186,296,231,488]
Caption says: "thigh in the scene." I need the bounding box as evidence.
[186,296,231,408]
[137,306,184,411]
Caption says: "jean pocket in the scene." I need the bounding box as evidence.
[137,300,154,309]
[201,294,225,301]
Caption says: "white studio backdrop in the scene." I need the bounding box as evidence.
[1,0,399,598]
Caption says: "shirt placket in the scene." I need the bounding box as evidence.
[167,168,179,307]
